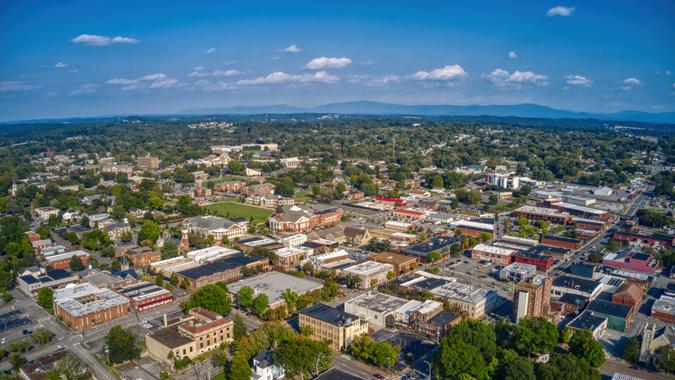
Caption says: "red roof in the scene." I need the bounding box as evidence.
[372,196,407,206]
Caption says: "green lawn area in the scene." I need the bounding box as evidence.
[210,372,226,380]
[204,201,273,224]
[293,189,312,203]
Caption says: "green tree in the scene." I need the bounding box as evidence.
[184,284,232,315]
[233,315,248,341]
[274,336,332,378]
[512,317,558,355]
[31,328,55,345]
[449,320,497,362]
[37,287,54,314]
[537,353,600,380]
[54,354,91,380]
[104,325,141,364]
[433,339,488,380]
[229,353,252,380]
[622,337,640,364]
[497,356,535,380]
[254,293,269,316]
[655,346,675,373]
[69,255,85,271]
[282,288,299,314]
[569,329,605,367]
[432,175,444,188]
[139,220,161,243]
[238,286,255,311]
[161,242,179,259]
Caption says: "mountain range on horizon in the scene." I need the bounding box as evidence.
[181,100,675,124]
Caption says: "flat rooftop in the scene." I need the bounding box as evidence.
[177,253,265,280]
[431,282,493,304]
[472,243,515,256]
[343,261,394,276]
[345,292,410,313]
[300,303,361,327]
[228,271,323,306]
[54,283,129,317]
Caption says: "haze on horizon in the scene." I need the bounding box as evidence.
[0,0,674,121]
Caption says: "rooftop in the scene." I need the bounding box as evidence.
[54,283,129,317]
[345,292,410,313]
[177,253,266,280]
[228,271,323,306]
[184,215,240,231]
[652,295,675,315]
[314,368,364,380]
[404,235,461,256]
[587,299,632,318]
[431,281,493,305]
[343,261,394,276]
[300,303,362,327]
[568,310,607,331]
[472,243,516,256]
[553,275,600,294]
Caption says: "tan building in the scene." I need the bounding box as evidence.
[126,247,161,267]
[370,252,418,274]
[341,261,395,289]
[512,275,552,322]
[299,303,368,350]
[136,155,160,170]
[145,308,233,365]
[53,283,130,332]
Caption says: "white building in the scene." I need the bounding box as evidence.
[499,262,538,283]
[341,261,394,289]
[280,233,307,248]
[344,292,418,327]
[252,351,285,380]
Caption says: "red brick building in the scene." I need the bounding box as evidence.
[117,281,175,311]
[514,252,554,272]
[126,248,161,267]
[541,235,582,250]
[612,283,643,309]
[213,181,244,193]
[45,250,90,270]
[53,283,129,331]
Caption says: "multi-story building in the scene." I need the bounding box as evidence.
[651,295,675,323]
[512,275,552,322]
[426,280,496,319]
[499,262,538,283]
[45,250,89,270]
[344,292,417,328]
[299,303,369,350]
[35,206,60,220]
[279,157,301,168]
[513,206,572,225]
[17,269,79,296]
[453,220,494,238]
[274,246,313,269]
[341,261,394,289]
[471,244,516,266]
[213,181,245,194]
[136,155,160,170]
[540,235,582,250]
[125,247,162,267]
[268,205,343,233]
[514,251,554,272]
[279,233,307,248]
[371,252,418,274]
[183,215,248,243]
[174,253,269,291]
[485,172,520,190]
[403,235,462,262]
[393,208,427,221]
[117,281,174,311]
[145,308,234,365]
[53,283,130,331]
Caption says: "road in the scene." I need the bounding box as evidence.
[2,288,183,379]
[601,358,672,380]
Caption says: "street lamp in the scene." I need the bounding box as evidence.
[104,344,110,365]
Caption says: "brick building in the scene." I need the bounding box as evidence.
[175,254,269,291]
[512,275,552,321]
[53,283,129,331]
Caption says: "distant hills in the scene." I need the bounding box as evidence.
[182,100,675,124]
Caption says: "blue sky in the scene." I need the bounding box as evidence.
[1,0,674,120]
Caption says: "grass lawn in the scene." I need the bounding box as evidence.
[210,372,226,380]
[204,201,273,224]
[293,189,312,203]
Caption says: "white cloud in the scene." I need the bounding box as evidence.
[348,74,400,87]
[69,83,98,96]
[237,71,339,85]
[0,81,40,92]
[546,6,575,17]
[484,68,548,87]
[508,51,518,59]
[105,78,139,85]
[189,67,241,77]
[105,73,177,89]
[206,48,216,54]
[54,62,69,68]
[110,36,139,44]
[304,57,351,70]
[565,74,593,87]
[279,44,302,53]
[623,77,641,86]
[410,64,468,81]
[71,34,139,46]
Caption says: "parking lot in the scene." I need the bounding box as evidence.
[0,309,32,331]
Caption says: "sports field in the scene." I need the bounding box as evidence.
[203,201,273,224]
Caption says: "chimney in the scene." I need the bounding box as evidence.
[163,313,168,327]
